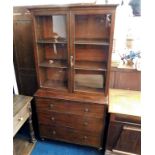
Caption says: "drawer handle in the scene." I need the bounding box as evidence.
[83,136,88,140]
[18,117,23,122]
[84,108,89,112]
[51,117,55,121]
[84,122,88,126]
[52,130,56,135]
[49,104,54,108]
[123,126,141,132]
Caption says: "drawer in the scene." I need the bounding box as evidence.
[111,114,141,125]
[35,98,105,118]
[39,124,102,148]
[13,103,30,136]
[37,111,104,133]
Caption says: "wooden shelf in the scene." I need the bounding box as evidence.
[37,38,67,44]
[39,60,68,69]
[75,85,104,93]
[75,61,107,71]
[74,39,109,46]
[41,80,68,91]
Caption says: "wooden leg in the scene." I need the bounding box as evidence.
[28,103,36,143]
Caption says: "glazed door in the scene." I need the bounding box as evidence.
[33,12,71,92]
[70,10,113,94]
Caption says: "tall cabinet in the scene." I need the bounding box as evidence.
[29,4,117,149]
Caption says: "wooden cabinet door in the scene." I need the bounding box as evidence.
[107,122,141,155]
[13,7,38,95]
[70,8,116,94]
[32,11,72,92]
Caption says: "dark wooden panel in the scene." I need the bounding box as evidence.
[13,19,35,69]
[109,70,115,88]
[75,14,110,39]
[106,122,123,150]
[110,67,141,91]
[18,71,38,96]
[114,125,141,154]
[35,98,105,118]
[39,124,102,148]
[75,44,108,62]
[13,7,38,95]
[106,113,141,155]
[34,89,106,104]
[115,71,141,90]
[37,111,104,133]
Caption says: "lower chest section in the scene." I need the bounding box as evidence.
[35,97,107,148]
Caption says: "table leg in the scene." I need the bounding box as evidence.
[28,103,36,143]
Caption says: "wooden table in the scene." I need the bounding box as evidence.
[13,95,36,155]
[106,89,141,155]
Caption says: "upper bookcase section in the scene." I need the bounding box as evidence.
[28,4,117,14]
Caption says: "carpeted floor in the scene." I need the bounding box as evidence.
[31,140,103,155]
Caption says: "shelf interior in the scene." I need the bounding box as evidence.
[74,70,105,93]
[37,38,67,44]
[39,60,68,69]
[75,61,107,71]
[74,85,104,93]
[74,38,109,45]
[39,67,68,90]
[41,80,68,91]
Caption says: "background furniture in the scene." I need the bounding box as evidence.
[29,4,117,149]
[106,89,141,155]
[110,67,141,91]
[13,95,36,155]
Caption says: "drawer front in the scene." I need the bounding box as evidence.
[13,103,30,136]
[39,124,102,148]
[37,111,104,133]
[113,125,141,155]
[106,121,141,155]
[35,98,105,118]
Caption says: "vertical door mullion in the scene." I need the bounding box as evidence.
[69,11,75,93]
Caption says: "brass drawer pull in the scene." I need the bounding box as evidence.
[51,117,55,121]
[52,130,56,135]
[112,149,139,155]
[84,136,88,140]
[123,126,141,132]
[84,122,88,126]
[18,117,23,122]
[84,108,89,112]
[49,104,54,108]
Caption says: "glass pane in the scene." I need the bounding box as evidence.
[35,15,68,90]
[74,14,111,93]
[40,68,68,91]
[75,14,111,42]
[74,70,105,93]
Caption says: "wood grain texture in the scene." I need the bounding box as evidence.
[14,135,36,155]
[30,4,117,149]
[35,98,105,118]
[13,7,38,96]
[110,67,141,91]
[106,114,141,154]
[37,111,104,133]
[39,124,103,148]
[35,89,106,104]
